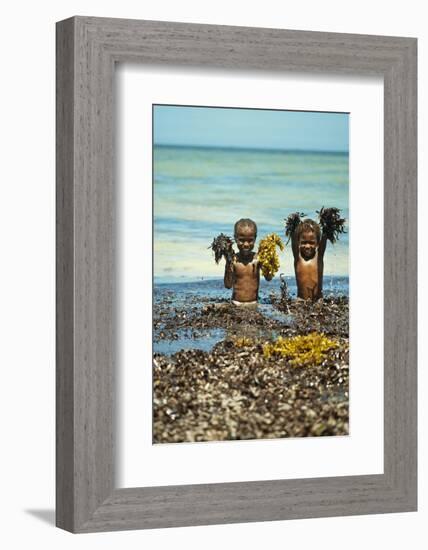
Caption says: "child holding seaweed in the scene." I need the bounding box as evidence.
[225,218,267,305]
[285,208,345,301]
[210,219,283,305]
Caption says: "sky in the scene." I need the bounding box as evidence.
[153,105,349,152]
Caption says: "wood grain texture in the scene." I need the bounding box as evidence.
[56,16,417,533]
[56,18,75,532]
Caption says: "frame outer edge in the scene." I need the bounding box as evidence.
[56,17,76,532]
[56,16,418,533]
[384,38,417,508]
[72,16,116,532]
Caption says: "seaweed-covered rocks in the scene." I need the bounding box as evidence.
[153,289,349,444]
[153,339,349,443]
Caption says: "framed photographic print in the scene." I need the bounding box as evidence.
[151,103,350,445]
[56,16,417,532]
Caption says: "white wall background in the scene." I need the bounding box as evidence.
[0,1,424,548]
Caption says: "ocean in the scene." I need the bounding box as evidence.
[154,145,349,282]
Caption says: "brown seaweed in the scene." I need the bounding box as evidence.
[153,293,349,443]
[317,207,346,243]
[209,233,235,264]
[284,212,306,242]
[153,335,349,443]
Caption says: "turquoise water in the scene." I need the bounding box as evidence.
[154,145,349,281]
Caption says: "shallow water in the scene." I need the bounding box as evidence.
[154,145,349,279]
[154,328,226,355]
[154,275,349,303]
[153,277,348,354]
[258,303,294,324]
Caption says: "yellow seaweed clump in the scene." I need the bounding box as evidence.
[257,233,284,279]
[263,332,339,367]
[232,336,254,348]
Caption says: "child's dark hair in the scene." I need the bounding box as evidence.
[296,219,321,242]
[234,218,257,237]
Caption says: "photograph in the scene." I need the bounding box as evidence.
[0,2,418,542]
[152,104,350,444]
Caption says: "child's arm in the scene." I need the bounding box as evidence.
[224,258,234,289]
[318,232,328,258]
[285,212,305,261]
[291,231,299,260]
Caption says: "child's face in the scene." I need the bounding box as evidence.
[235,226,256,257]
[299,230,318,260]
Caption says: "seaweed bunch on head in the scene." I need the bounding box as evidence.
[209,233,235,264]
[317,207,346,243]
[257,233,284,279]
[284,212,306,242]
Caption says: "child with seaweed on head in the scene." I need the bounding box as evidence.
[285,208,345,301]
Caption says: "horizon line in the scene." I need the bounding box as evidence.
[154,143,349,155]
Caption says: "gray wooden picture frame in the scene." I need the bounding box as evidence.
[56,16,417,533]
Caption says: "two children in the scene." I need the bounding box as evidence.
[221,211,343,304]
